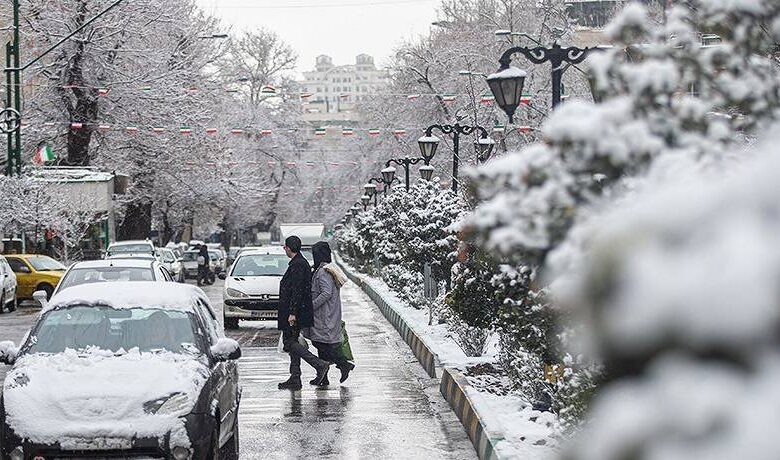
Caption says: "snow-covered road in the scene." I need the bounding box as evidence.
[0,280,475,459]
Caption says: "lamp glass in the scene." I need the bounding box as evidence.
[417,135,440,162]
[381,166,396,184]
[487,65,526,123]
[419,165,434,181]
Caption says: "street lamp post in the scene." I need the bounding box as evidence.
[365,179,382,206]
[384,157,429,191]
[487,43,598,122]
[360,195,371,211]
[417,124,495,192]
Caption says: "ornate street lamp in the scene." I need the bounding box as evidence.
[350,205,360,217]
[381,166,396,184]
[476,137,497,163]
[417,135,440,164]
[418,123,493,193]
[385,157,427,191]
[360,195,371,210]
[419,164,435,181]
[489,42,598,121]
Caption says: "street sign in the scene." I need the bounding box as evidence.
[0,107,20,134]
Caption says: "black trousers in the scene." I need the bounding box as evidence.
[282,328,324,379]
[312,341,351,370]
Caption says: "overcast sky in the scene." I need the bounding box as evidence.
[195,0,440,76]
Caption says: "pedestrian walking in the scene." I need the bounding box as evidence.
[304,241,355,386]
[196,244,209,286]
[277,236,329,391]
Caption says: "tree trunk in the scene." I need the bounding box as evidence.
[117,200,152,240]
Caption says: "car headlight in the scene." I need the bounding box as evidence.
[144,393,192,417]
[226,287,248,298]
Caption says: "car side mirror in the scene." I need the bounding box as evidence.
[218,272,226,280]
[33,290,49,309]
[211,337,241,361]
[0,341,19,365]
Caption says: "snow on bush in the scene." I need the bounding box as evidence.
[558,123,780,459]
[462,0,780,429]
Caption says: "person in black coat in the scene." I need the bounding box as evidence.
[196,245,210,286]
[277,236,329,390]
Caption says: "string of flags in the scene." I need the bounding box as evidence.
[13,80,535,105]
[21,122,534,139]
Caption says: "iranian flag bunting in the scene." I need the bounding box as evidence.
[179,127,193,135]
[205,128,218,135]
[315,128,326,136]
[368,129,380,136]
[33,144,55,165]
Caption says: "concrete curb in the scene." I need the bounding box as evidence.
[336,256,504,460]
[336,258,438,378]
[441,368,505,460]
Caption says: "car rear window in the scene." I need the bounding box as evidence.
[59,267,155,291]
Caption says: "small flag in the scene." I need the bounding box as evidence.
[125,126,139,133]
[285,162,297,168]
[230,129,244,135]
[186,87,198,94]
[152,127,166,134]
[267,161,277,167]
[517,126,532,134]
[393,129,406,136]
[141,86,152,92]
[261,129,273,136]
[43,122,56,127]
[492,125,506,134]
[520,94,531,105]
[300,92,313,99]
[33,143,55,165]
[261,85,276,94]
[342,128,354,136]
[97,88,110,97]
[339,93,350,99]
[442,94,456,103]
[179,127,193,135]
[368,129,380,136]
[98,124,111,132]
[306,161,315,167]
[407,94,420,101]
[70,122,83,130]
[315,128,326,136]
[329,162,340,167]
[205,128,218,135]
[480,95,495,105]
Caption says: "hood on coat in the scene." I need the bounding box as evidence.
[322,263,348,289]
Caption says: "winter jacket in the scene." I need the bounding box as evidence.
[278,253,313,331]
[303,263,346,344]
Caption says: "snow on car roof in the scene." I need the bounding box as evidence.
[239,246,286,255]
[69,259,154,268]
[108,240,153,246]
[46,282,207,313]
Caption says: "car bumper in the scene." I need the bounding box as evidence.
[2,414,215,460]
[223,299,279,320]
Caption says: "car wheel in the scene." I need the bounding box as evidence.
[224,317,239,330]
[223,415,239,460]
[0,291,5,314]
[8,295,16,312]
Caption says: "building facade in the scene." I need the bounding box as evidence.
[299,54,390,124]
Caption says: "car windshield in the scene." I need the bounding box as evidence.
[59,267,154,291]
[156,249,175,263]
[182,252,199,262]
[301,249,313,263]
[232,254,288,277]
[109,243,151,254]
[229,248,240,257]
[208,251,221,260]
[27,256,66,271]
[27,306,200,354]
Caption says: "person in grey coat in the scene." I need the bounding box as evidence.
[304,241,355,386]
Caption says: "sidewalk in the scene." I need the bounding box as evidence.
[236,282,475,459]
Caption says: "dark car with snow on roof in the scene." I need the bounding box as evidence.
[0,282,241,460]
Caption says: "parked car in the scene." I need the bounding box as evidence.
[106,240,155,258]
[227,247,241,267]
[4,254,65,301]
[0,282,241,459]
[156,247,185,283]
[0,255,17,312]
[209,250,226,275]
[53,259,175,298]
[220,247,289,329]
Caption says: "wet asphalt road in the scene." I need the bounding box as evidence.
[0,280,474,459]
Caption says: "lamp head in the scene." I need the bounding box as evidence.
[417,135,440,163]
[486,65,527,123]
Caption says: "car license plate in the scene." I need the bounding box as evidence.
[250,310,275,318]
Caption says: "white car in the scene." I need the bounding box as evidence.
[53,259,175,297]
[220,247,289,329]
[156,247,185,283]
[0,255,17,312]
[106,240,155,258]
[181,250,213,280]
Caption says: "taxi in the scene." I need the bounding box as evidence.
[4,254,66,301]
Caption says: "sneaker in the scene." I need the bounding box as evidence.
[339,362,355,383]
[278,378,302,391]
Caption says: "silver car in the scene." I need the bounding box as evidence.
[0,255,17,312]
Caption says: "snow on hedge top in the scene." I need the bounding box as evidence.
[557,124,780,354]
[47,282,207,313]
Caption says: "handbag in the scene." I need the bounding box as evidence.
[339,321,354,362]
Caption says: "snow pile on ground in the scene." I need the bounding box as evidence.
[557,125,780,459]
[3,348,208,448]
